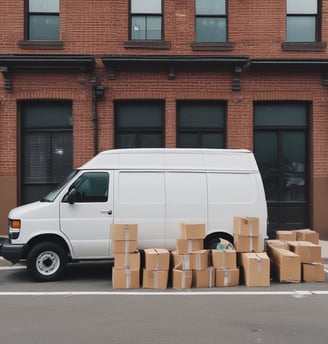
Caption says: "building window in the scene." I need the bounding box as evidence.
[195,0,227,43]
[115,101,164,148]
[130,0,162,40]
[177,102,225,148]
[286,0,318,42]
[254,103,309,236]
[27,0,60,40]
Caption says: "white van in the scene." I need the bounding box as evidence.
[1,148,267,281]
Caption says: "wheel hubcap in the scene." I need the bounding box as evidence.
[36,251,60,276]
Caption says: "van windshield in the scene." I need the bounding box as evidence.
[40,170,79,202]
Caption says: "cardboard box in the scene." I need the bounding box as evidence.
[110,224,138,241]
[111,240,138,254]
[233,234,264,253]
[270,248,301,282]
[144,248,170,271]
[114,251,140,270]
[142,269,169,289]
[172,269,192,289]
[190,250,209,270]
[215,268,240,287]
[211,249,237,269]
[180,223,206,239]
[240,252,270,287]
[233,216,259,236]
[176,239,204,254]
[192,267,215,288]
[112,268,140,289]
[302,263,325,282]
[171,251,192,270]
[287,241,322,263]
[295,229,319,245]
[276,230,297,241]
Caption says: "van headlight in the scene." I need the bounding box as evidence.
[8,219,21,239]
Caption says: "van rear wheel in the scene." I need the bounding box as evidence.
[27,242,68,282]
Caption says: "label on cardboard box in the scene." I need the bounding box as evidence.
[144,248,170,271]
[192,267,215,288]
[112,268,140,289]
[180,223,206,239]
[110,224,138,241]
[142,269,168,289]
[233,217,259,236]
[111,240,138,254]
[215,268,240,287]
[211,249,237,269]
[114,251,140,270]
[176,239,204,254]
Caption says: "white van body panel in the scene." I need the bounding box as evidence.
[8,148,267,261]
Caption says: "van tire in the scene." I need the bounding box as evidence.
[27,242,68,282]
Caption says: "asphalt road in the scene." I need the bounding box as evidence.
[0,262,328,344]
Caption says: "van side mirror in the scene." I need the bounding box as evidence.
[67,188,77,204]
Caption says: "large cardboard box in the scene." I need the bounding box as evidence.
[176,239,204,254]
[112,268,140,289]
[233,234,264,253]
[114,251,140,270]
[240,252,270,287]
[295,229,319,245]
[233,217,259,236]
[270,248,301,282]
[190,250,209,270]
[215,268,240,287]
[142,269,169,289]
[111,240,138,254]
[144,248,170,271]
[192,267,215,288]
[172,269,192,289]
[276,230,297,241]
[287,241,321,263]
[180,223,206,239]
[211,249,237,269]
[110,224,138,241]
[171,251,192,270]
[302,263,325,282]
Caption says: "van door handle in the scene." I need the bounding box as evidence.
[100,210,112,215]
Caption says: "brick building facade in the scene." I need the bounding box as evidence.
[1,0,328,239]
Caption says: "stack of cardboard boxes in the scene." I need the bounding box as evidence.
[233,216,270,287]
[111,224,140,289]
[212,248,239,287]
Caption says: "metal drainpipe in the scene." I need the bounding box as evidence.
[91,80,105,156]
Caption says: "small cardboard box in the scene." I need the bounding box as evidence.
[295,229,319,245]
[144,248,170,271]
[192,267,215,288]
[276,230,297,241]
[215,268,240,287]
[142,269,169,289]
[240,252,270,287]
[233,216,259,236]
[270,248,301,282]
[302,263,325,282]
[176,239,204,254]
[233,234,264,253]
[180,223,206,239]
[114,251,140,270]
[172,269,192,289]
[171,251,192,270]
[190,250,209,270]
[110,224,138,241]
[112,268,140,289]
[211,249,237,269]
[111,240,138,254]
[287,241,321,263]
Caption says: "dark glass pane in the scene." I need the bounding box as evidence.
[254,104,307,126]
[196,18,226,42]
[22,184,55,204]
[202,133,224,148]
[75,172,109,203]
[52,133,73,183]
[254,132,279,201]
[146,16,162,39]
[29,15,59,40]
[282,132,306,201]
[30,0,59,12]
[117,134,136,148]
[131,16,146,39]
[139,133,162,147]
[178,133,198,148]
[286,16,316,42]
[196,0,226,15]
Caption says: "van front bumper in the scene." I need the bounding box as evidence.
[0,238,26,263]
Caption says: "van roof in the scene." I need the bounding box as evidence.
[79,148,258,172]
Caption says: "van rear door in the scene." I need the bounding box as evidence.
[59,171,113,258]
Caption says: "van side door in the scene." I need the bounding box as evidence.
[59,171,113,258]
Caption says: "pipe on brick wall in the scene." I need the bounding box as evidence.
[91,80,105,156]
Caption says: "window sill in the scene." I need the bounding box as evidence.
[191,42,234,51]
[282,42,327,51]
[124,40,171,49]
[18,40,65,50]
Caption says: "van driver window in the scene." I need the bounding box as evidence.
[68,172,109,203]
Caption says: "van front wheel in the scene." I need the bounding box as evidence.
[27,242,67,282]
